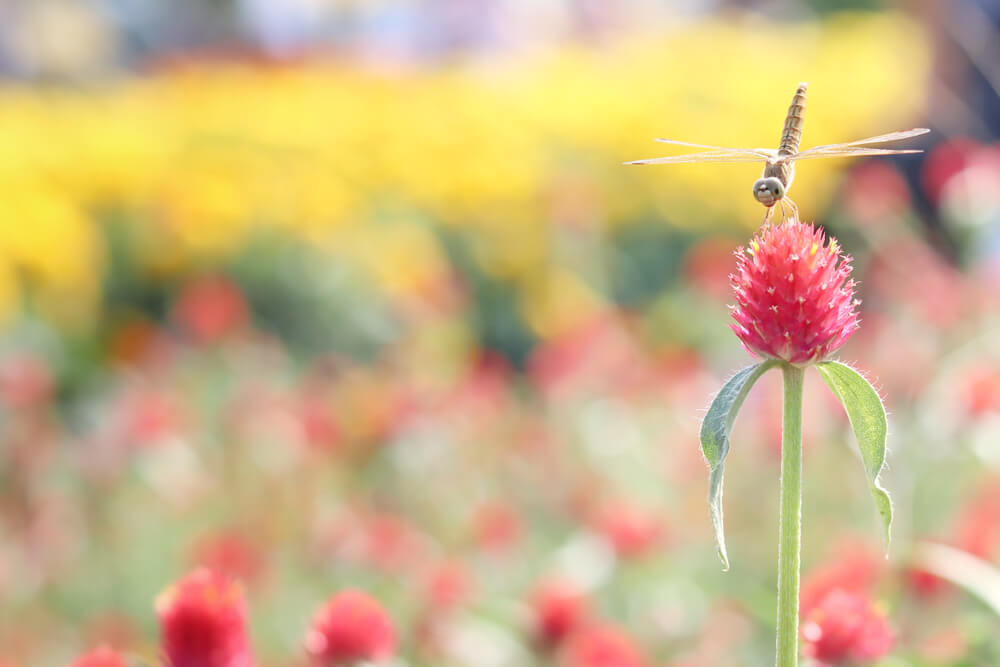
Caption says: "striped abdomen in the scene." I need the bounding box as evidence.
[778,82,808,156]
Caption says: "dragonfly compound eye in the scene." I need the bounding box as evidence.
[753,177,785,206]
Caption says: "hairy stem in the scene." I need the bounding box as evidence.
[776,363,805,667]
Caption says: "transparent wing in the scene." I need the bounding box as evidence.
[794,127,930,158]
[786,146,924,162]
[654,138,775,159]
[624,150,771,165]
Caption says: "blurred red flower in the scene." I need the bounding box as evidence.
[560,625,648,667]
[70,646,127,667]
[801,589,892,665]
[155,568,254,667]
[304,590,395,666]
[531,580,590,649]
[172,276,249,343]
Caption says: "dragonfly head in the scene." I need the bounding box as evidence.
[753,177,785,207]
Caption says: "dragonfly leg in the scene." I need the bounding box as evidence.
[762,205,774,226]
[780,199,792,223]
[784,197,800,221]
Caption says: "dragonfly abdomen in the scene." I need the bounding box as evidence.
[778,82,808,156]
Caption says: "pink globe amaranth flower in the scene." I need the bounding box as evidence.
[730,220,860,364]
[156,568,254,667]
[304,590,395,666]
[801,589,893,665]
[70,646,127,667]
[560,625,648,667]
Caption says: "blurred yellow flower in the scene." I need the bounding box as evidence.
[0,12,929,328]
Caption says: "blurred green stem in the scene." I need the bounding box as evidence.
[776,363,804,667]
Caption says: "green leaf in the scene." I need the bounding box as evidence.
[700,360,777,570]
[816,360,892,548]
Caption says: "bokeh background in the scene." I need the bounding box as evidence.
[1,0,1000,665]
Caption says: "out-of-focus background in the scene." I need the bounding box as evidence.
[1,0,999,665]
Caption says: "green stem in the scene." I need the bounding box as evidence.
[776,363,805,667]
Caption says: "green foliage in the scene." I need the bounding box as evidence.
[816,361,893,548]
[700,360,778,570]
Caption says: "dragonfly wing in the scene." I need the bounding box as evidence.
[796,127,930,156]
[787,146,924,162]
[654,138,776,159]
[625,150,770,165]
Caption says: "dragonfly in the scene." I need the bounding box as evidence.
[625,82,930,223]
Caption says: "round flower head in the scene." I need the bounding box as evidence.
[156,568,254,667]
[304,590,395,666]
[802,589,893,664]
[730,220,860,364]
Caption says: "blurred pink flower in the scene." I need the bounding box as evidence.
[473,503,523,553]
[314,509,431,574]
[800,543,883,616]
[801,589,892,665]
[155,568,254,667]
[866,237,966,329]
[304,590,395,666]
[591,503,664,559]
[905,567,949,598]
[531,580,590,649]
[0,354,54,408]
[423,560,473,612]
[298,394,340,450]
[841,161,911,223]
[529,316,645,399]
[560,625,648,667]
[172,276,249,343]
[959,366,1000,418]
[921,138,979,206]
[190,531,268,587]
[684,237,740,298]
[120,389,183,445]
[955,480,1000,560]
[730,221,859,364]
[69,646,127,667]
